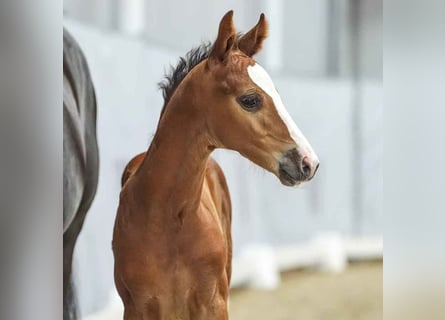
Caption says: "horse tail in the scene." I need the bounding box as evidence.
[63,27,99,320]
[64,277,77,320]
[121,152,146,187]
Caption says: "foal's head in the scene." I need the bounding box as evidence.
[179,11,319,186]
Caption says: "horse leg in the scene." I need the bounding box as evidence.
[63,204,90,320]
[194,302,229,320]
[188,291,228,320]
[124,299,161,320]
[63,232,77,320]
[212,298,229,320]
[123,305,141,320]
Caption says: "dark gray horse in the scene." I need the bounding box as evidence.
[63,29,99,320]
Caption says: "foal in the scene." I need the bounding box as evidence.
[113,11,319,320]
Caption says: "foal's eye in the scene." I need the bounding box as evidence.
[237,93,262,111]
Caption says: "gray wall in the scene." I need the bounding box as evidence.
[64,0,382,78]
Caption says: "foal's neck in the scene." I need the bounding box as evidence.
[137,86,213,215]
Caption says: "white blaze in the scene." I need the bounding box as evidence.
[247,63,318,161]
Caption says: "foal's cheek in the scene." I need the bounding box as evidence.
[247,110,268,139]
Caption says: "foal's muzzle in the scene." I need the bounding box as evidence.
[278,148,319,186]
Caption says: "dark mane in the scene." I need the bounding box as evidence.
[158,42,212,118]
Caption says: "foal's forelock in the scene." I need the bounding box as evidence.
[247,63,317,159]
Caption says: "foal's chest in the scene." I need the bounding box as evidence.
[143,205,229,318]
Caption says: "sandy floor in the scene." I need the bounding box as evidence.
[229,261,382,320]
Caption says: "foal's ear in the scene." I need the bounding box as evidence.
[238,13,268,57]
[208,10,236,64]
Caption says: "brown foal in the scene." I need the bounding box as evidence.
[113,11,319,320]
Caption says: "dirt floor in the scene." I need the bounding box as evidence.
[228,261,382,320]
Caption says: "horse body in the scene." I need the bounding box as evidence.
[113,11,318,319]
[114,106,232,319]
[115,167,231,318]
[63,29,99,320]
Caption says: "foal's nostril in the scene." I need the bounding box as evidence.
[301,157,312,177]
[314,163,320,175]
